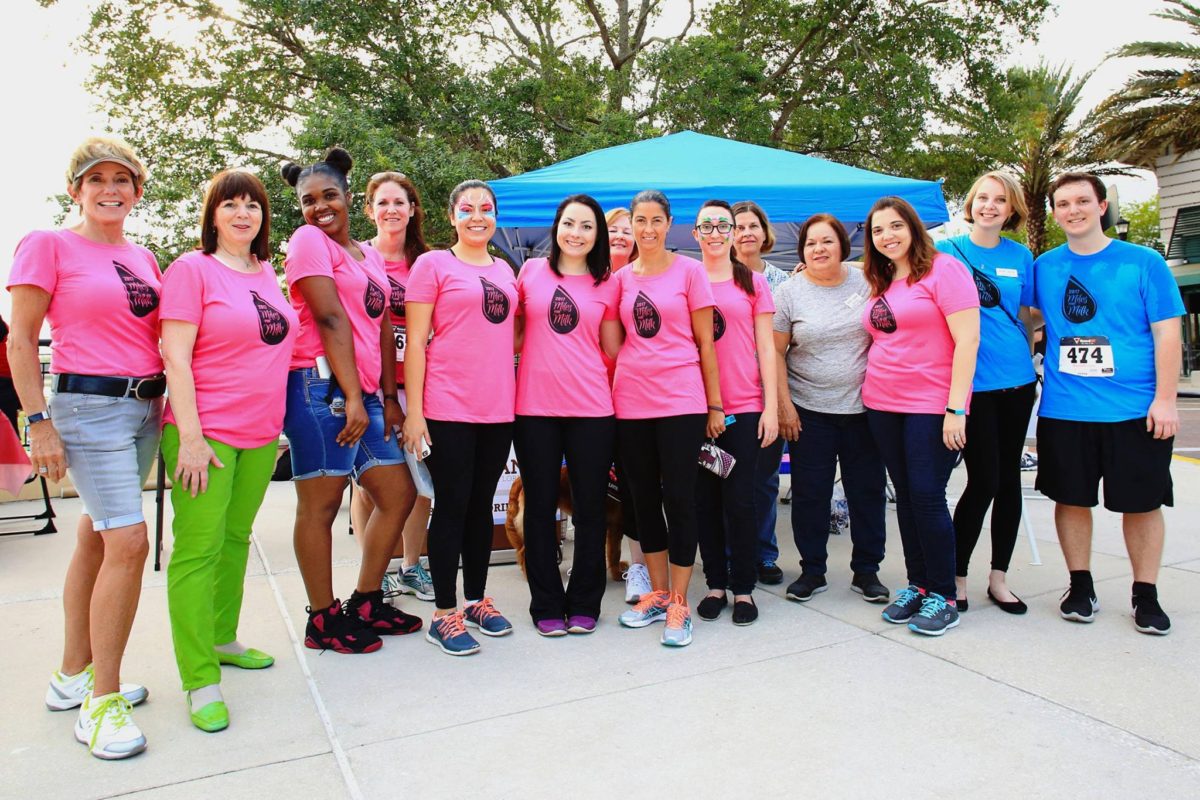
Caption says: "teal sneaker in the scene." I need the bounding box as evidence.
[619,590,670,628]
[400,562,436,601]
[660,595,693,647]
[881,585,924,624]
[381,571,403,603]
[908,593,960,636]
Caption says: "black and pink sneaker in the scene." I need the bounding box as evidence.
[304,600,383,654]
[347,590,423,635]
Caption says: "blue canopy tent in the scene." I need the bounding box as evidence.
[489,130,948,264]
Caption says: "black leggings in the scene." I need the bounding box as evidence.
[696,412,761,595]
[953,381,1037,576]
[424,419,513,610]
[512,415,615,621]
[616,415,706,568]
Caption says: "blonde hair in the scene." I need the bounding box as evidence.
[66,136,147,189]
[604,207,630,226]
[964,171,1027,232]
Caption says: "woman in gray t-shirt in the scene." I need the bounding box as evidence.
[774,214,889,604]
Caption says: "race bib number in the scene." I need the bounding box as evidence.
[1059,336,1114,377]
[393,323,407,361]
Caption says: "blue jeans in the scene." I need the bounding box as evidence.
[866,410,958,599]
[753,437,784,563]
[790,406,886,576]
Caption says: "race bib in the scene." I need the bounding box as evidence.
[393,323,407,361]
[1059,336,1114,377]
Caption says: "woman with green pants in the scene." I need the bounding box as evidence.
[160,170,299,732]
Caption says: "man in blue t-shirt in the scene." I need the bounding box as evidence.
[1033,172,1184,635]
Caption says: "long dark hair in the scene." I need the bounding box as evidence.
[365,172,430,267]
[699,199,755,296]
[548,194,610,286]
[862,196,937,298]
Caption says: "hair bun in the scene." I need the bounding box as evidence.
[323,147,353,176]
[280,162,302,187]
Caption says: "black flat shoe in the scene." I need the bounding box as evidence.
[731,599,758,626]
[955,597,969,612]
[697,593,728,621]
[987,588,1028,615]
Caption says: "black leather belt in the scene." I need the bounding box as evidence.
[54,373,167,400]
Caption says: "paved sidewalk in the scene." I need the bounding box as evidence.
[3,461,1200,799]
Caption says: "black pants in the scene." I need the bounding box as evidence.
[789,405,886,577]
[616,414,706,568]
[696,413,761,595]
[424,419,513,610]
[513,415,615,621]
[953,381,1037,575]
[612,438,638,542]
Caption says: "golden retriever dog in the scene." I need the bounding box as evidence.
[505,465,626,581]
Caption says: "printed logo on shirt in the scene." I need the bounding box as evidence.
[713,306,727,341]
[868,296,897,333]
[113,261,159,318]
[548,286,580,334]
[632,291,662,338]
[364,278,386,319]
[387,276,406,318]
[971,268,1000,309]
[250,290,290,346]
[1062,276,1097,323]
[480,277,511,324]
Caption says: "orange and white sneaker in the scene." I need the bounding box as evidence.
[661,593,693,647]
[619,589,670,628]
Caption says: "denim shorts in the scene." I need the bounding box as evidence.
[49,392,163,531]
[283,368,402,481]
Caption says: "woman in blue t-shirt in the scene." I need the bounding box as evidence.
[936,171,1037,615]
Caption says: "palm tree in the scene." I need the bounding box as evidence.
[1093,0,1200,168]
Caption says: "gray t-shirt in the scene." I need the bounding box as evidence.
[772,265,871,413]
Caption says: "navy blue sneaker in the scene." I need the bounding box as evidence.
[881,585,923,624]
[426,611,480,656]
[463,597,513,637]
[908,593,960,636]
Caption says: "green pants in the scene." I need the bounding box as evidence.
[162,424,278,690]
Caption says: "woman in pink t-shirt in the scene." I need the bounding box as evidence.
[8,137,162,759]
[403,180,518,656]
[280,148,421,656]
[514,194,622,636]
[350,172,435,604]
[159,170,299,732]
[614,190,724,648]
[861,196,980,637]
[692,200,778,626]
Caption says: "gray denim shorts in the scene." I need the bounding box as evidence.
[49,392,163,532]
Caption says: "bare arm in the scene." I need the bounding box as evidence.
[8,286,66,481]
[1147,318,1182,439]
[513,314,525,354]
[943,307,980,451]
[600,319,623,360]
[754,313,778,447]
[293,275,367,445]
[401,302,433,456]
[690,307,724,438]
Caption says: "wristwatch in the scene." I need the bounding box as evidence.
[27,410,51,425]
[945,407,966,416]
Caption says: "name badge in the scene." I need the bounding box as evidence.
[996,268,1019,278]
[1059,336,1114,377]
[844,292,864,309]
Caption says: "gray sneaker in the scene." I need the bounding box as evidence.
[881,585,923,624]
[619,590,670,628]
[660,598,693,647]
[400,563,436,602]
[907,593,960,636]
[381,571,403,603]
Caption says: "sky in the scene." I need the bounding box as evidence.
[0,0,1184,307]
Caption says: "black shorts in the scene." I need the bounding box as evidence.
[1035,417,1174,513]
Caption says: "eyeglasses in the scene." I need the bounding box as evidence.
[695,222,733,235]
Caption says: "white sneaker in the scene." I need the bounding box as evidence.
[624,563,652,604]
[74,692,147,760]
[46,664,148,711]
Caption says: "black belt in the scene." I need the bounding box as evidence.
[54,373,167,400]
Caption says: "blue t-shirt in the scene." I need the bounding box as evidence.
[936,235,1036,391]
[1033,238,1184,422]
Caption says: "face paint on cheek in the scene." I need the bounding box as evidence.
[456,210,472,221]
[480,207,496,218]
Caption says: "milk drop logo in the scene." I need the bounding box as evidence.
[387,277,406,317]
[364,278,386,319]
[1062,276,1097,323]
[713,307,727,341]
[971,268,1000,309]
[869,296,897,333]
[632,291,662,338]
[113,261,159,318]
[548,286,580,334]
[250,291,290,345]
[480,277,511,323]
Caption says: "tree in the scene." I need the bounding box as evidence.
[1092,0,1200,168]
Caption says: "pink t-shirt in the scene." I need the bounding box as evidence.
[8,229,163,376]
[861,253,979,414]
[711,272,775,415]
[613,255,715,419]
[515,258,619,417]
[406,249,517,423]
[161,252,300,449]
[284,225,388,395]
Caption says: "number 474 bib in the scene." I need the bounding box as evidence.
[1059,336,1115,377]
